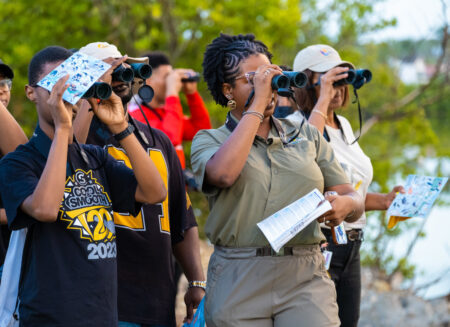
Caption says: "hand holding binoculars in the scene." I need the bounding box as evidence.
[83,63,154,102]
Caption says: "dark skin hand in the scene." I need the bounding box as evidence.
[173,226,205,323]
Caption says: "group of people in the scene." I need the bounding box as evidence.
[0,33,403,327]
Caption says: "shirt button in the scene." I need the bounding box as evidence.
[273,168,278,175]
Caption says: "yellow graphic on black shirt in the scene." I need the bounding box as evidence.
[60,169,115,242]
[106,146,170,233]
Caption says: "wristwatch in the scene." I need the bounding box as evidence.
[188,280,207,291]
[113,124,135,142]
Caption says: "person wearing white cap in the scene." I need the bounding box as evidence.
[75,42,205,327]
[287,44,404,327]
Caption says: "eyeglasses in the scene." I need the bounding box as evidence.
[235,72,256,85]
[0,79,12,90]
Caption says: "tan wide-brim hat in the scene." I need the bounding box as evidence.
[79,42,149,64]
[293,44,355,72]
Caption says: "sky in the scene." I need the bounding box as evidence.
[367,0,449,40]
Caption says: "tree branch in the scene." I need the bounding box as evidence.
[361,23,448,135]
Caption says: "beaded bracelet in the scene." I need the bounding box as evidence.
[311,109,327,121]
[242,110,264,123]
[188,280,207,291]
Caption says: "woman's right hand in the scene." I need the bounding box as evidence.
[251,64,282,113]
[317,66,349,104]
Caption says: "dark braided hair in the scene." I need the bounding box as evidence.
[202,33,273,107]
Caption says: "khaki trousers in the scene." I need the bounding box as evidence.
[205,245,340,327]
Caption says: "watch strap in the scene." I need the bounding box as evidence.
[113,124,135,142]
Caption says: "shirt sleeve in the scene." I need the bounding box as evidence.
[102,150,142,216]
[0,156,39,230]
[191,129,223,196]
[182,92,212,141]
[310,126,349,188]
[160,96,184,146]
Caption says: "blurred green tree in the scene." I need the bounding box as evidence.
[0,0,448,285]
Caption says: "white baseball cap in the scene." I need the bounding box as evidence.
[293,44,354,73]
[79,42,149,64]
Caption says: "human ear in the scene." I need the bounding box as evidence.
[222,83,233,99]
[25,85,37,102]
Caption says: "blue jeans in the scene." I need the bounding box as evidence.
[118,321,171,327]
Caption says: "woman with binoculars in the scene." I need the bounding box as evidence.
[191,34,364,327]
[287,44,404,327]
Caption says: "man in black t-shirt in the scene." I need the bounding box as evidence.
[75,42,205,327]
[0,46,166,326]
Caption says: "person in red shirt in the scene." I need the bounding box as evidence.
[129,52,211,169]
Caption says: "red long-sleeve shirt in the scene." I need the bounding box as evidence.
[129,91,211,168]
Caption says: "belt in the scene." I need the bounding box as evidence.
[321,228,364,242]
[256,247,293,256]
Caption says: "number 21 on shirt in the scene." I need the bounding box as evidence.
[106,146,170,233]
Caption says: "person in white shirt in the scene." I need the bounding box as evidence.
[287,44,404,327]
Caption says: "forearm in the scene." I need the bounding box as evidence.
[325,184,365,223]
[0,103,27,154]
[0,209,7,224]
[114,124,166,203]
[173,226,205,281]
[72,101,94,144]
[308,98,329,134]
[344,191,365,222]
[205,112,261,188]
[22,128,70,222]
[183,97,212,140]
[365,192,388,211]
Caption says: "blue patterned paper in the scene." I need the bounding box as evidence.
[37,52,111,105]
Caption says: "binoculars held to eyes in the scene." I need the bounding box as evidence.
[84,63,154,100]
[82,82,112,100]
[181,72,201,83]
[112,63,153,83]
[333,69,372,89]
[272,71,308,97]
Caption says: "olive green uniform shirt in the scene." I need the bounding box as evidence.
[191,115,349,247]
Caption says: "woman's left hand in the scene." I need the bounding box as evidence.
[319,194,354,227]
[383,185,405,210]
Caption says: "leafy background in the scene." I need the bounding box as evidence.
[0,0,448,288]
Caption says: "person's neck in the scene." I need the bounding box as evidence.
[326,109,338,129]
[149,97,165,108]
[256,117,271,139]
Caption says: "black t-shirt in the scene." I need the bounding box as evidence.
[0,125,141,327]
[87,117,197,325]
[0,173,10,267]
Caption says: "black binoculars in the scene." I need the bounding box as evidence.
[82,82,112,100]
[130,63,152,79]
[334,69,372,89]
[112,63,153,82]
[182,72,200,83]
[271,71,308,96]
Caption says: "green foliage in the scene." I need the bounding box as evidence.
[0,0,447,283]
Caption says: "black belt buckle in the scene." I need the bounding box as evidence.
[256,247,293,256]
[347,229,363,241]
